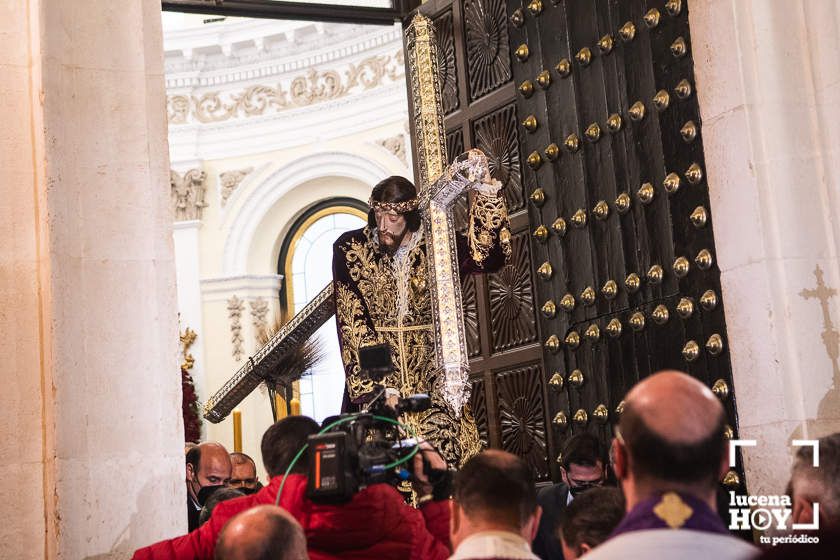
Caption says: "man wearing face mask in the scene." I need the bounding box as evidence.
[332,169,511,466]
[185,442,232,531]
[532,434,609,560]
[228,452,261,495]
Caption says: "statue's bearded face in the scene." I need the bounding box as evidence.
[375,209,409,255]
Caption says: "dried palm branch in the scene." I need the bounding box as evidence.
[257,316,325,389]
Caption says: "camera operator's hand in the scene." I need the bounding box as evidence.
[411,442,449,501]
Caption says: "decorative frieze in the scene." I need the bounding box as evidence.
[167,52,404,125]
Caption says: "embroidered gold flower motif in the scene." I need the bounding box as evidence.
[653,492,694,529]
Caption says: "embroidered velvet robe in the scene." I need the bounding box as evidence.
[332,192,509,465]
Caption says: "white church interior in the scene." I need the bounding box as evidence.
[3,0,840,557]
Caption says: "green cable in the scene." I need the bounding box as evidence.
[274,442,310,505]
[382,443,420,470]
[370,414,420,470]
[275,414,359,505]
[273,413,420,505]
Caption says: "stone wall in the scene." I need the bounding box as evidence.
[0,1,184,557]
[691,0,840,496]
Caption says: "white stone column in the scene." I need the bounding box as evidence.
[691,0,840,496]
[0,1,184,558]
[174,220,208,406]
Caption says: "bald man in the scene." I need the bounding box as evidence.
[449,450,542,559]
[214,505,308,560]
[186,442,232,531]
[229,452,261,495]
[584,371,757,560]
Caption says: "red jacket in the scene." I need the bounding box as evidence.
[132,474,451,560]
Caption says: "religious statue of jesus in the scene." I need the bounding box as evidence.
[332,167,511,465]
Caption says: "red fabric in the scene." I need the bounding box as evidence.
[132,474,451,560]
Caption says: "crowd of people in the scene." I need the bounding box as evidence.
[133,370,840,560]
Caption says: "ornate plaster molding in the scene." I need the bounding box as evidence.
[250,297,270,345]
[227,295,246,361]
[164,21,398,80]
[220,167,254,206]
[167,51,404,125]
[171,168,208,221]
[221,151,388,276]
[376,134,407,166]
[200,274,284,303]
[180,327,197,371]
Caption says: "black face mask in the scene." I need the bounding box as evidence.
[196,484,224,506]
[569,480,603,497]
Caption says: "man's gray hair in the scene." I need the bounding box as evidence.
[791,432,840,524]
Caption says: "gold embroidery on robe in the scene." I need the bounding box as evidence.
[468,192,511,265]
[334,184,509,465]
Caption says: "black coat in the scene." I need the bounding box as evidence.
[532,482,570,560]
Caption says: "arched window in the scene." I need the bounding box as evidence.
[279,199,367,422]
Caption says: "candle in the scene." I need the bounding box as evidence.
[274,392,287,421]
[290,397,301,416]
[232,409,242,453]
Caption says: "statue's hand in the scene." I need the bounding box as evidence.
[473,174,503,196]
[461,149,502,196]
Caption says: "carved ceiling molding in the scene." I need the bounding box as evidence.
[167,50,405,125]
[164,23,400,83]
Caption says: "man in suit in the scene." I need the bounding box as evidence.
[533,434,608,559]
[185,442,232,532]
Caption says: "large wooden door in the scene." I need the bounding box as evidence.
[507,0,743,486]
[405,0,552,480]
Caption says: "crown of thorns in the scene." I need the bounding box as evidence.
[368,197,419,213]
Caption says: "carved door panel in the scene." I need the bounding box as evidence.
[507,0,744,487]
[405,0,551,480]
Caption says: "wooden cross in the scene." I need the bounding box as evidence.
[406,14,478,415]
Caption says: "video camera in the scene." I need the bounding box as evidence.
[305,343,434,503]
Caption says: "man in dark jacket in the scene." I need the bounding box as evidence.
[532,434,608,560]
[185,442,232,532]
[133,416,452,560]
